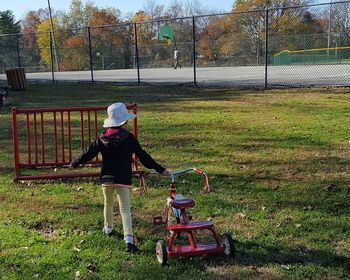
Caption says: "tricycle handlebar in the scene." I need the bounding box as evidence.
[169,168,210,192]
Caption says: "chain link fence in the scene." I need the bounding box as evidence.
[1,1,350,87]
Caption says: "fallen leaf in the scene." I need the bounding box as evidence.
[303,205,313,211]
[237,213,246,219]
[73,246,81,252]
[295,224,301,228]
[268,214,275,219]
[261,206,266,211]
[324,184,336,191]
[87,263,97,274]
[281,265,290,270]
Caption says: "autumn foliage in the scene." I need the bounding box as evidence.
[8,0,350,70]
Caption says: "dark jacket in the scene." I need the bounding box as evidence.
[71,128,165,185]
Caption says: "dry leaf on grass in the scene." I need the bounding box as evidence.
[324,184,336,191]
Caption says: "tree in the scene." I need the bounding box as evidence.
[0,10,20,34]
[21,11,42,71]
[36,17,66,67]
[326,1,350,47]
[0,10,21,72]
[213,0,321,66]
[89,9,130,69]
[62,0,98,29]
[60,35,89,70]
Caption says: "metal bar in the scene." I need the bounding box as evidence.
[12,108,21,179]
[264,8,269,89]
[15,172,101,181]
[134,23,140,84]
[26,113,31,164]
[14,105,133,113]
[87,111,91,144]
[40,112,45,163]
[188,231,197,249]
[20,161,101,167]
[68,111,72,162]
[53,112,58,162]
[47,0,60,72]
[192,17,197,86]
[61,111,65,162]
[33,113,38,163]
[80,111,85,150]
[87,27,94,83]
[94,110,98,160]
[132,103,138,170]
[49,32,55,83]
[132,103,138,139]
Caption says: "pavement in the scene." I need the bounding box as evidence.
[1,64,350,87]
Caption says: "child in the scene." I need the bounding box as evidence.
[70,102,169,253]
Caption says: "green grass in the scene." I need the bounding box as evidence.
[1,83,350,279]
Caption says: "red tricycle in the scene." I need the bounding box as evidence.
[153,168,235,265]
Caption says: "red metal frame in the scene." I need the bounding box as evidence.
[154,169,225,258]
[12,104,139,181]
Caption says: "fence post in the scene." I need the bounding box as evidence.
[12,107,20,181]
[87,27,94,83]
[16,34,21,68]
[264,7,269,89]
[134,22,141,84]
[192,16,197,86]
[50,32,55,83]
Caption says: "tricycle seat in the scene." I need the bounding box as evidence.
[171,198,195,209]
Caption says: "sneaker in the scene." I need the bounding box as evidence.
[102,226,113,236]
[126,243,139,253]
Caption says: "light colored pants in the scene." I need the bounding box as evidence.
[102,186,132,239]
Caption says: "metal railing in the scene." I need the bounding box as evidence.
[1,1,350,87]
[12,104,139,181]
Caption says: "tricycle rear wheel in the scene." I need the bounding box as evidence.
[221,233,235,258]
[156,240,168,265]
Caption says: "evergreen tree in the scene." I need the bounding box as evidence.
[0,10,20,34]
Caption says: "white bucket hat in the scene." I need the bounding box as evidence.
[103,102,136,128]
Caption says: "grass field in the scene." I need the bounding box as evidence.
[0,83,350,279]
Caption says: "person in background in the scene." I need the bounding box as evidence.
[174,48,181,69]
[70,102,170,253]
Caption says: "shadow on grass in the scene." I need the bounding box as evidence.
[0,167,14,175]
[234,239,350,270]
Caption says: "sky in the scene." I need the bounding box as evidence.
[1,0,235,21]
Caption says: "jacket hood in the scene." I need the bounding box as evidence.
[100,128,129,148]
